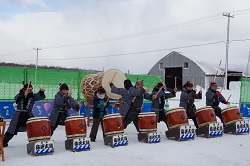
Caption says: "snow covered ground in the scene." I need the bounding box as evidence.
[2,84,250,166]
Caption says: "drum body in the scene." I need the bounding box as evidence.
[222,106,242,125]
[65,116,87,139]
[26,117,51,142]
[166,107,188,129]
[195,106,217,127]
[138,112,157,132]
[103,114,124,135]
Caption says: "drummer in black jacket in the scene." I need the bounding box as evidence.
[151,82,177,126]
[3,82,46,147]
[206,82,228,124]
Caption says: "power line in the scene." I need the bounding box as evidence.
[1,9,250,58]
[35,41,227,61]
[14,37,250,64]
[0,49,33,58]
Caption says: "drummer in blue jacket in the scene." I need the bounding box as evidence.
[89,87,114,142]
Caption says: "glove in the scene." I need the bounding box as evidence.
[223,100,228,105]
[216,92,221,97]
[109,83,114,87]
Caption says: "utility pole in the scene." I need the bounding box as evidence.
[223,12,234,89]
[246,51,250,78]
[33,48,42,86]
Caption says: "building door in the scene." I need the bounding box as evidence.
[164,67,182,90]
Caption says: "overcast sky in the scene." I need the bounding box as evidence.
[0,0,250,74]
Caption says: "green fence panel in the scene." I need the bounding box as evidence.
[240,78,250,104]
[0,67,163,101]
[0,67,26,101]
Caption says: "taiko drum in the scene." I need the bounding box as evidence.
[195,106,217,127]
[221,106,242,125]
[138,112,157,133]
[65,116,87,139]
[26,117,51,142]
[166,107,188,129]
[103,114,124,135]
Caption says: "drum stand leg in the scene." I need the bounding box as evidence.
[138,132,161,143]
[196,125,210,138]
[165,128,181,141]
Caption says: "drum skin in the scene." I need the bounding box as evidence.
[221,106,242,125]
[81,69,126,100]
[102,69,127,99]
[103,114,124,135]
[65,116,87,139]
[26,117,51,142]
[195,106,217,127]
[166,108,188,129]
[138,112,157,132]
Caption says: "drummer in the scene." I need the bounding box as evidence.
[151,82,177,126]
[206,82,228,124]
[3,82,46,147]
[89,87,114,142]
[49,83,82,136]
[179,81,202,128]
[110,80,153,132]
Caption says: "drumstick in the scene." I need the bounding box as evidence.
[200,80,203,91]
[220,85,224,93]
[155,86,163,97]
[158,76,162,82]
[36,84,41,89]
[25,81,31,98]
[174,77,177,89]
[149,80,156,89]
[69,78,74,93]
[111,72,117,83]
[226,94,232,103]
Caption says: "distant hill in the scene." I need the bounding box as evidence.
[0,62,100,72]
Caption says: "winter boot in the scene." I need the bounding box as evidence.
[3,132,14,147]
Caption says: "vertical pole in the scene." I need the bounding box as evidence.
[246,51,250,78]
[223,13,234,89]
[33,48,42,86]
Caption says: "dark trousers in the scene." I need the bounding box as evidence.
[89,118,105,140]
[51,112,68,136]
[212,106,224,124]
[153,109,168,128]
[3,112,30,146]
[124,108,140,132]
[186,105,199,129]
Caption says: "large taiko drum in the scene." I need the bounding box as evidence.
[103,114,124,136]
[138,112,157,133]
[81,69,127,99]
[65,116,87,139]
[195,106,217,127]
[221,106,242,125]
[26,117,51,142]
[166,107,188,129]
